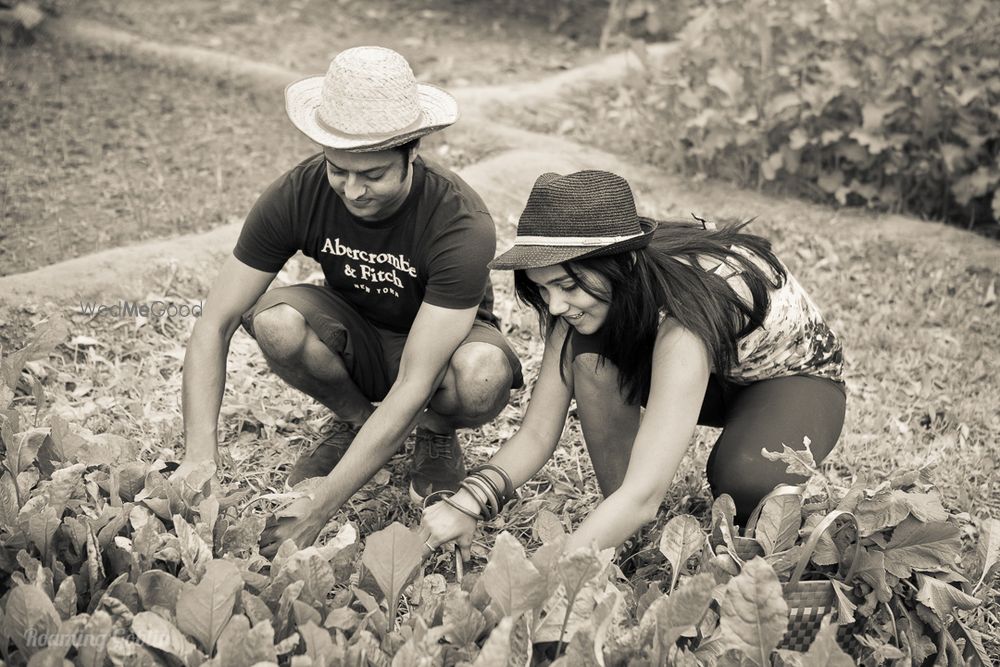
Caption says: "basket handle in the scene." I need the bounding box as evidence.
[787,510,860,590]
[745,483,805,537]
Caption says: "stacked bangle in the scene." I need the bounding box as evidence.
[425,464,517,523]
[441,495,481,520]
[472,464,516,500]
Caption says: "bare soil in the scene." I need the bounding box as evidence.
[80,0,605,84]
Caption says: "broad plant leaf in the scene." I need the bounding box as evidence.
[855,489,917,534]
[851,547,892,603]
[216,614,278,667]
[659,514,706,593]
[275,580,306,638]
[390,616,445,666]
[533,579,618,644]
[41,463,86,517]
[559,626,601,667]
[711,494,740,553]
[0,315,68,390]
[470,616,513,667]
[175,559,243,654]
[481,531,547,617]
[759,440,817,478]
[300,620,344,667]
[974,517,1000,590]
[85,525,106,593]
[3,584,61,658]
[655,572,715,652]
[801,513,838,566]
[590,587,624,667]
[557,546,606,610]
[901,491,948,523]
[949,618,992,667]
[754,494,801,556]
[881,518,961,579]
[534,509,566,544]
[131,611,201,664]
[53,576,77,619]
[830,580,856,625]
[914,573,980,620]
[0,470,18,525]
[39,416,86,471]
[898,606,936,665]
[105,634,161,666]
[360,522,425,623]
[77,609,114,667]
[443,590,487,648]
[717,557,788,667]
[271,545,337,606]
[5,428,47,476]
[136,570,190,617]
[173,514,213,581]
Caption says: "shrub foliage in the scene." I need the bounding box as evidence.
[630,0,1000,228]
[1,315,998,664]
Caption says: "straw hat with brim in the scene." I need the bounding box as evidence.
[285,46,458,153]
[489,170,657,270]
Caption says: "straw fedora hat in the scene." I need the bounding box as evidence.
[489,171,657,270]
[285,46,458,152]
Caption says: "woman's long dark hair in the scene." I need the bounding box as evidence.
[513,219,786,404]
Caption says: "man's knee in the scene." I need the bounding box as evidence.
[449,343,513,421]
[252,304,309,363]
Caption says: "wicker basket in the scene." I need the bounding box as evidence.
[778,509,862,656]
[710,485,863,657]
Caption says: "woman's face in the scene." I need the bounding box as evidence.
[525,263,611,334]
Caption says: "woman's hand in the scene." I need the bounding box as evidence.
[420,494,479,561]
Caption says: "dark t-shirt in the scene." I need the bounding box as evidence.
[234,154,497,333]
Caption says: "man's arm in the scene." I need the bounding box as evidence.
[182,255,277,464]
[309,301,477,516]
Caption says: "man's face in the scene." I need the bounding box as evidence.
[322,146,416,221]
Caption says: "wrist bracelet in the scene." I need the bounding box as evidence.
[469,470,501,505]
[472,464,515,500]
[459,480,491,519]
[442,496,482,521]
[463,475,499,520]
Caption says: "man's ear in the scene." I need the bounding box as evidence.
[407,140,421,165]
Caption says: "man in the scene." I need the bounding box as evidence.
[174,46,522,556]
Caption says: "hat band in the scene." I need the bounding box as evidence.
[514,231,645,247]
[314,107,425,142]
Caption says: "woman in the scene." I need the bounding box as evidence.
[420,170,845,557]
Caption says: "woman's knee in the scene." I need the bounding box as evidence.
[251,304,309,363]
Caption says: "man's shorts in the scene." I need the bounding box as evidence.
[241,284,524,402]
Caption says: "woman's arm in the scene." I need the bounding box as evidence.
[563,319,711,552]
[420,322,575,555]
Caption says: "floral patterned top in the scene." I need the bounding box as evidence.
[704,246,844,385]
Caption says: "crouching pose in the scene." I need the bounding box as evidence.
[175,46,523,557]
[421,170,845,556]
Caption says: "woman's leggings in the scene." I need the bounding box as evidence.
[699,374,846,525]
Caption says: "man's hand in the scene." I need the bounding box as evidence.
[259,494,330,558]
[169,459,220,498]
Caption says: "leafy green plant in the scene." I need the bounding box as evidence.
[1,322,997,665]
[625,0,1000,230]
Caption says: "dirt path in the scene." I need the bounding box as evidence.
[2,18,996,310]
